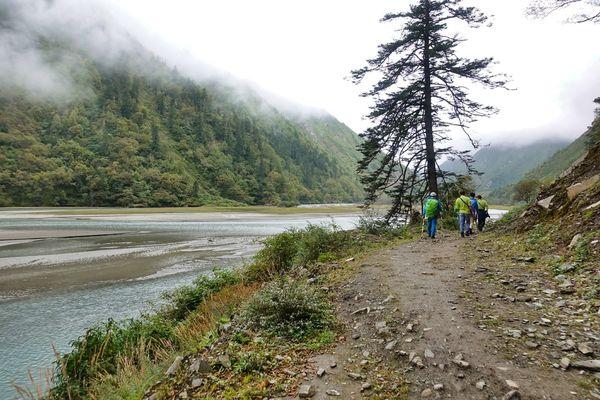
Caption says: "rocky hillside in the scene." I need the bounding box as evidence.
[510,117,600,241]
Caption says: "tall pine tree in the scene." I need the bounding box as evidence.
[353,0,506,220]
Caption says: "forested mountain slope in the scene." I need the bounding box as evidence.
[442,140,569,194]
[0,10,363,207]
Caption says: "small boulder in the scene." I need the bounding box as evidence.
[571,360,600,371]
[421,388,433,398]
[567,175,600,200]
[476,381,486,390]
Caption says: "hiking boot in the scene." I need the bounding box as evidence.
[460,232,464,238]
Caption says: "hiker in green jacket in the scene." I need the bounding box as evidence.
[422,192,442,239]
[476,195,490,231]
[454,191,472,238]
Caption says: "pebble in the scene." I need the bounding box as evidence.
[298,384,315,398]
[452,354,470,368]
[411,356,425,368]
[361,382,372,391]
[475,381,486,390]
[326,389,341,396]
[525,341,539,349]
[347,372,365,381]
[505,380,519,389]
[560,357,570,369]
[385,340,398,351]
[421,388,433,397]
[433,383,444,391]
[166,356,183,376]
[317,368,326,377]
[578,342,593,355]
[501,390,521,400]
[191,378,203,388]
[424,349,435,359]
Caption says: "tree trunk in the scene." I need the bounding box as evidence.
[422,0,438,194]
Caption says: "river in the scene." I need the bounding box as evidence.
[0,208,359,399]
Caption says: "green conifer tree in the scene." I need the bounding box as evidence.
[353,0,506,220]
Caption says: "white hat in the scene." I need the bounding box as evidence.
[430,192,437,197]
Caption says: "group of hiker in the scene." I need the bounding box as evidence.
[421,191,490,239]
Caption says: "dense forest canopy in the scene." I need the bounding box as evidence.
[0,7,363,207]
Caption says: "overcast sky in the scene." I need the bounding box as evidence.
[106,1,598,146]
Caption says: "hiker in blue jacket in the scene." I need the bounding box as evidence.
[422,192,442,239]
[468,192,478,235]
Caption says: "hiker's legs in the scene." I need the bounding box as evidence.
[461,214,471,236]
[477,211,486,231]
[458,214,467,236]
[428,218,437,238]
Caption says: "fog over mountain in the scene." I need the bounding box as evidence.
[3,0,597,148]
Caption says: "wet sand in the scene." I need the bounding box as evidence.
[0,208,360,299]
[0,230,129,241]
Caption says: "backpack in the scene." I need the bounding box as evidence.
[425,198,440,218]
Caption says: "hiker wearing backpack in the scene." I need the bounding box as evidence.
[476,195,490,231]
[422,192,442,239]
[454,191,472,238]
[469,192,479,235]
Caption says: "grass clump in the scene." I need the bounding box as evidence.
[241,279,333,339]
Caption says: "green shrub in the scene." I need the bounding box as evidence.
[241,279,333,338]
[51,316,175,399]
[246,223,362,281]
[160,269,241,321]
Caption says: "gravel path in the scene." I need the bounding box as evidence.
[298,233,592,399]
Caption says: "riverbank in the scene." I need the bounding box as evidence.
[38,223,409,399]
[0,210,361,399]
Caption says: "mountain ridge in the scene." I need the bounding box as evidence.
[0,6,364,207]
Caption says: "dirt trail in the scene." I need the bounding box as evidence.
[298,233,592,399]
